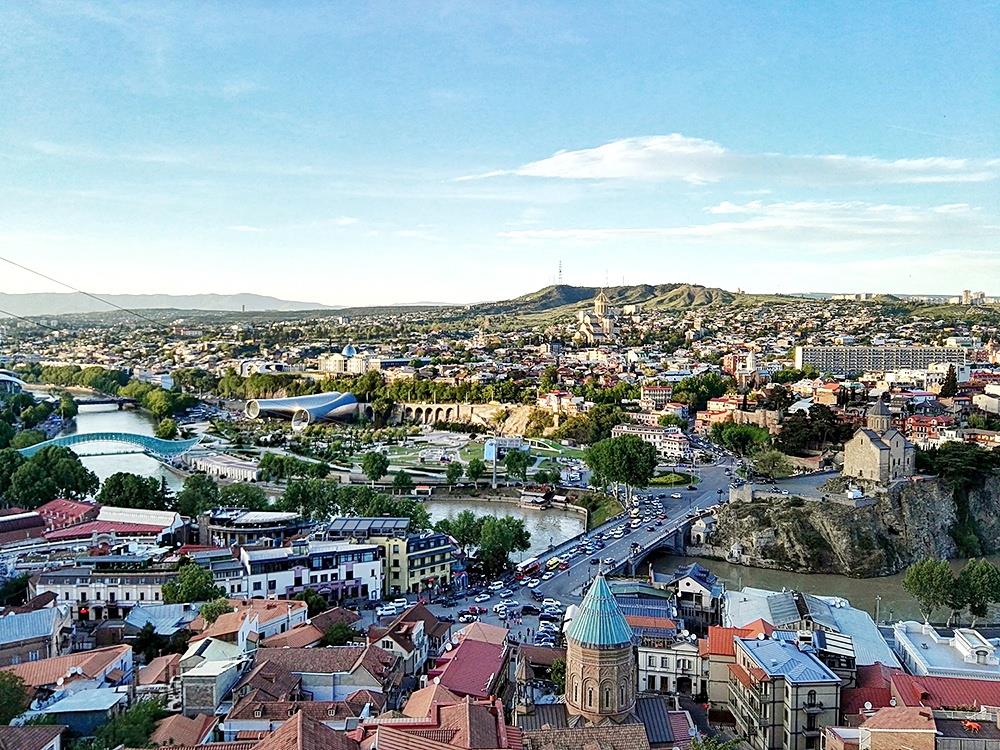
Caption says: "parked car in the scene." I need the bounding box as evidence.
[531,590,545,602]
[392,598,408,608]
[474,593,491,603]
[469,605,488,615]
[375,605,397,618]
[541,571,555,581]
[458,614,478,623]
[670,493,682,499]
[590,557,600,564]
[526,578,541,588]
[542,598,562,608]
[488,581,504,591]
[520,605,541,616]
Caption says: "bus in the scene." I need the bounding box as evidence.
[516,556,541,579]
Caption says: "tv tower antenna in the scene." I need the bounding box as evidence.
[558,259,563,285]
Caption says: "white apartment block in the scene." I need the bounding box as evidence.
[610,423,692,460]
[794,346,966,376]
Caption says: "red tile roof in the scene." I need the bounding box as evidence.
[1,644,130,690]
[892,672,1000,710]
[150,714,217,747]
[46,520,163,540]
[430,639,506,699]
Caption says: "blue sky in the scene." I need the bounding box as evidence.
[1,1,998,305]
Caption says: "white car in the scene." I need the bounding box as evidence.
[474,593,491,603]
[526,578,541,588]
[542,598,562,608]
[670,493,682,499]
[375,605,397,618]
[392,598,408,608]
[541,571,555,581]
[488,581,504,591]
[493,603,509,614]
[603,557,616,565]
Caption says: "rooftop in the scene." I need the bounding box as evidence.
[565,573,634,649]
[736,638,841,684]
[45,688,128,713]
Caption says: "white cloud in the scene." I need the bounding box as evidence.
[498,200,995,251]
[465,133,1000,185]
[228,225,264,233]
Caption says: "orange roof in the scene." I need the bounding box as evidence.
[150,714,217,747]
[191,599,308,642]
[861,707,935,731]
[456,621,508,646]
[139,653,180,686]
[261,625,324,648]
[402,683,460,719]
[1,645,130,689]
[625,615,677,630]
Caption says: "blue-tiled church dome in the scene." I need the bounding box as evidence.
[565,573,634,649]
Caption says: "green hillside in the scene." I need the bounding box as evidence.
[473,283,735,319]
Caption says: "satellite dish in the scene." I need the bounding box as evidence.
[433,676,441,684]
[680,630,689,637]
[756,633,766,640]
[444,643,453,651]
[864,701,873,710]
[889,697,897,707]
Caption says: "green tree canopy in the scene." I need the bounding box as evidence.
[280,478,340,520]
[361,451,390,485]
[503,449,531,484]
[96,472,170,510]
[9,429,47,450]
[445,461,464,488]
[477,515,531,577]
[753,449,794,479]
[586,435,658,503]
[154,418,179,440]
[903,558,954,622]
[939,365,959,398]
[293,587,329,617]
[392,470,415,495]
[162,561,224,604]
[176,474,220,517]
[435,509,484,554]
[199,598,235,625]
[322,621,361,647]
[219,482,268,510]
[0,671,32,725]
[672,372,733,412]
[466,457,486,484]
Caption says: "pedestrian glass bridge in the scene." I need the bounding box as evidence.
[17,431,202,460]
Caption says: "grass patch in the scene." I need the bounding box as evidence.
[572,492,623,530]
[649,471,696,486]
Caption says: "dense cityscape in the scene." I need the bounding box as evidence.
[2,4,998,750]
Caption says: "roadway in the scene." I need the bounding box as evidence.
[531,455,736,605]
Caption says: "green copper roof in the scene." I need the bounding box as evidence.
[566,573,634,649]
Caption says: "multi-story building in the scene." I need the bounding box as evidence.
[325,518,457,595]
[729,637,842,750]
[651,563,724,635]
[240,540,382,602]
[198,508,307,547]
[35,553,180,622]
[893,621,1000,681]
[640,384,674,410]
[610,423,692,461]
[0,605,73,667]
[794,345,966,376]
[186,453,260,483]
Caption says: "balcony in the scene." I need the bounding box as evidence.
[803,727,822,738]
[802,702,824,714]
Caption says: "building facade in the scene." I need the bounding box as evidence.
[794,346,966,376]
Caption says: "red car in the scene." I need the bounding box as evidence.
[469,605,487,615]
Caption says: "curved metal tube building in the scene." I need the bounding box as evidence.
[245,391,358,430]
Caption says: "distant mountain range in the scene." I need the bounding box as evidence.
[0,292,330,317]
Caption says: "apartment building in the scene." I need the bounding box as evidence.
[197,508,307,547]
[729,637,841,750]
[794,346,966,376]
[240,540,382,602]
[35,553,180,621]
[640,384,674,410]
[610,423,692,461]
[325,518,457,595]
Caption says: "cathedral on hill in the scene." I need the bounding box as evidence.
[574,289,618,345]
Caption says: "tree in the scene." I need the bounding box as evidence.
[280,478,340,520]
[155,418,179,440]
[176,474,220,517]
[585,435,657,504]
[132,622,165,664]
[361,451,390,486]
[199,598,235,625]
[97,472,169,510]
[0,574,29,607]
[657,413,687,430]
[690,738,742,750]
[754,449,794,479]
[58,393,79,419]
[709,422,770,456]
[9,429,46,449]
[550,657,566,693]
[466,457,486,485]
[162,561,224,604]
[81,697,167,750]
[672,372,732,412]
[392,470,414,495]
[0,448,25,500]
[958,558,1000,626]
[436,509,484,554]
[903,558,953,622]
[322,622,361,646]
[940,365,959,398]
[503,449,531,484]
[445,461,463,489]
[0,671,31,725]
[477,515,531,577]
[219,482,268,510]
[0,420,14,450]
[293,588,329,617]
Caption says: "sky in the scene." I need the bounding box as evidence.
[1,1,998,306]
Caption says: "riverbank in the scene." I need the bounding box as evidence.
[651,551,1000,624]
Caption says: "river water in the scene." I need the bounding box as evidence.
[68,404,186,492]
[649,553,1000,623]
[424,498,586,559]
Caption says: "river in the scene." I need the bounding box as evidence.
[650,552,1000,623]
[424,498,585,559]
[68,404,186,492]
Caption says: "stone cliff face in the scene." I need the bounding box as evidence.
[968,475,1000,555]
[707,479,958,577]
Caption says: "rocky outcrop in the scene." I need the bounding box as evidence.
[707,478,958,577]
[968,475,1000,554]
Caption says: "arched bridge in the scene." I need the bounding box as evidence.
[17,432,202,460]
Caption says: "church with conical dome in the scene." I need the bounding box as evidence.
[574,289,618,345]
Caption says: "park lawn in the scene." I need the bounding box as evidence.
[572,492,624,530]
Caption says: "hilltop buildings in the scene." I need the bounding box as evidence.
[843,400,916,484]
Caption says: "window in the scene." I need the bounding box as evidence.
[604,688,611,709]
[139,592,145,601]
[253,582,262,591]
[28,650,39,661]
[660,656,670,668]
[620,684,626,705]
[807,689,817,706]
[587,688,593,707]
[647,655,655,667]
